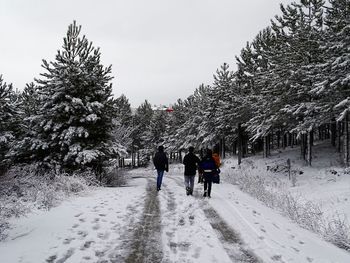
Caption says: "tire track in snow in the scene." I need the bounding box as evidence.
[167,173,260,262]
[202,206,260,263]
[124,178,163,263]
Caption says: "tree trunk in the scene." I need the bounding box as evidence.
[282,133,286,149]
[232,141,237,155]
[223,137,226,158]
[307,130,313,166]
[337,121,342,153]
[301,133,307,161]
[331,120,337,147]
[344,113,349,166]
[238,123,242,165]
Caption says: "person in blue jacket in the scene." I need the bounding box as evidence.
[199,149,217,198]
[153,145,169,191]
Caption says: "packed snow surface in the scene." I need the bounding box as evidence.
[0,160,350,262]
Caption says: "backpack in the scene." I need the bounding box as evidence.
[200,157,216,172]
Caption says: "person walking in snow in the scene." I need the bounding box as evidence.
[183,146,201,195]
[199,149,218,198]
[212,149,221,168]
[153,145,169,191]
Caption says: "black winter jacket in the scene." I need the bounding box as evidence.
[183,152,200,176]
[153,151,169,171]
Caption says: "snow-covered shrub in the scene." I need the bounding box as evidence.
[323,214,350,250]
[103,162,126,186]
[0,164,94,241]
[224,164,350,251]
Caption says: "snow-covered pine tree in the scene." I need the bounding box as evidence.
[0,76,19,174]
[9,82,41,164]
[187,84,213,149]
[211,63,235,141]
[21,82,40,118]
[256,1,325,163]
[109,94,132,160]
[143,108,167,152]
[30,21,114,172]
[322,0,350,165]
[132,100,154,163]
[162,98,187,153]
[236,28,278,157]
[114,94,132,127]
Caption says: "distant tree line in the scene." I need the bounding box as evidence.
[1,0,350,176]
[161,0,350,167]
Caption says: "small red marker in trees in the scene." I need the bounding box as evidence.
[165,107,174,113]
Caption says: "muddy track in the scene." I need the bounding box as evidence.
[125,179,163,263]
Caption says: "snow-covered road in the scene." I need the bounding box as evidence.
[0,166,350,263]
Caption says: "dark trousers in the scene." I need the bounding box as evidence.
[156,170,164,189]
[203,174,212,196]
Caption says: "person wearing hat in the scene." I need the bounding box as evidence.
[153,145,169,191]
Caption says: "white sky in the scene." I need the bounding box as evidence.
[0,0,292,107]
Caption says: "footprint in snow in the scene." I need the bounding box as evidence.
[56,248,75,263]
[46,255,57,263]
[271,254,282,261]
[74,213,83,217]
[71,224,79,229]
[95,249,107,257]
[291,247,300,252]
[272,223,280,229]
[192,247,202,259]
[189,215,195,225]
[92,224,100,230]
[306,257,314,262]
[97,232,110,240]
[166,231,174,238]
[79,218,86,223]
[77,230,88,238]
[178,242,191,252]
[63,237,75,245]
[178,217,185,226]
[80,240,95,250]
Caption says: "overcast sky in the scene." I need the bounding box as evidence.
[0,0,293,107]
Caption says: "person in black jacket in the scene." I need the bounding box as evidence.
[153,145,169,191]
[183,146,200,195]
